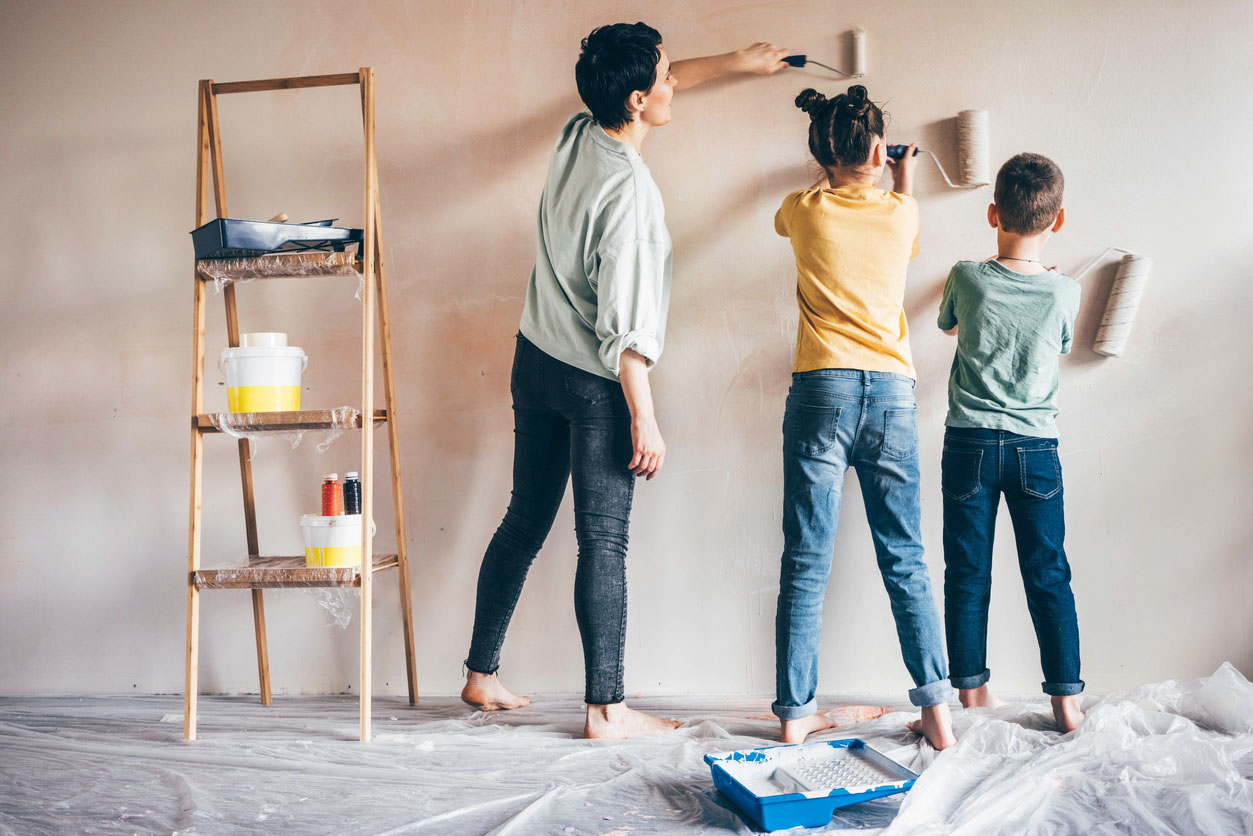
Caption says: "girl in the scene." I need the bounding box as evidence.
[772,85,956,749]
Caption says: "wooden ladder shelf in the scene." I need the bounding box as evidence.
[185,69,417,742]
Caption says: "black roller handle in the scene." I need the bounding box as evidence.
[886,144,923,160]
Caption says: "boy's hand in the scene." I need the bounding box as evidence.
[733,42,789,74]
[886,143,917,195]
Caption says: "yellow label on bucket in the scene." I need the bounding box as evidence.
[228,385,300,413]
[305,545,362,568]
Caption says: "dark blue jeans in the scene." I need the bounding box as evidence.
[465,334,634,705]
[941,427,1083,696]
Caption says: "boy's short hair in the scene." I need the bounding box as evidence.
[994,153,1065,235]
[575,23,662,131]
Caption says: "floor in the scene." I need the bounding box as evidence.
[1,664,1250,835]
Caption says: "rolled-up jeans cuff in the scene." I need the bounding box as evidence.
[464,659,498,676]
[950,668,991,690]
[772,698,817,720]
[909,679,954,707]
[1043,680,1085,696]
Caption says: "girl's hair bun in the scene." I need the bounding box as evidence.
[795,88,828,117]
[844,84,869,116]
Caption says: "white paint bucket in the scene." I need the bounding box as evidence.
[300,514,376,567]
[219,345,307,412]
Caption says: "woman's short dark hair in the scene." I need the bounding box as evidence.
[795,84,885,169]
[994,153,1065,234]
[576,23,663,131]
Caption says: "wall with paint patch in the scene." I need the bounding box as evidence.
[1,0,1250,700]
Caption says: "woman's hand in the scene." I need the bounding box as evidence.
[886,143,917,196]
[734,42,790,75]
[629,413,666,480]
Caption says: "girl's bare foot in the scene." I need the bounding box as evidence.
[584,702,680,739]
[461,671,531,711]
[906,703,957,750]
[1051,695,1084,733]
[959,685,1006,709]
[780,712,837,744]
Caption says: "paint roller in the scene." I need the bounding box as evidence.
[784,29,866,77]
[886,110,990,189]
[1071,247,1152,357]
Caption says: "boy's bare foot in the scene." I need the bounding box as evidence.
[584,702,680,739]
[780,713,837,744]
[906,703,957,750]
[1051,695,1084,733]
[461,671,531,711]
[959,685,1006,709]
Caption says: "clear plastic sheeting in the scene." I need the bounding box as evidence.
[0,664,1249,835]
[308,587,357,629]
[206,406,360,458]
[197,252,364,298]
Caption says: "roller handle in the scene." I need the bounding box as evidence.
[783,54,807,67]
[886,144,922,160]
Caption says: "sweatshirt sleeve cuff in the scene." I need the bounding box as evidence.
[600,331,661,377]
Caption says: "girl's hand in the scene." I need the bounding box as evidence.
[629,413,666,480]
[734,42,789,75]
[886,143,917,195]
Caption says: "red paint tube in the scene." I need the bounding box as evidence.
[321,474,342,516]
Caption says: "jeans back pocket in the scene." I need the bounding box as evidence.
[941,447,983,501]
[881,406,919,460]
[1018,447,1062,499]
[786,403,842,456]
[561,363,612,405]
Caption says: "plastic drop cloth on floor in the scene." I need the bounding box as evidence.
[0,663,1250,835]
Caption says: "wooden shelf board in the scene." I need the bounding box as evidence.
[193,554,398,589]
[197,409,387,433]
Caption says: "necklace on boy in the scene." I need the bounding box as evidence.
[996,255,1040,264]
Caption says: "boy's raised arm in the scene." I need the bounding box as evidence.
[671,42,788,91]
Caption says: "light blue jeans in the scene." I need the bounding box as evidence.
[774,370,953,719]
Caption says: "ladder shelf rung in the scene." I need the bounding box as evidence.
[193,554,399,590]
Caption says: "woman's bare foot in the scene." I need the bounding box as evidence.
[959,685,1006,709]
[584,702,681,739]
[906,703,957,750]
[780,713,837,744]
[461,671,531,711]
[1051,695,1084,733]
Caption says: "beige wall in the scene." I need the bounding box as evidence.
[1,0,1250,698]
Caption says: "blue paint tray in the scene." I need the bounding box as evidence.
[705,738,917,831]
[191,218,363,259]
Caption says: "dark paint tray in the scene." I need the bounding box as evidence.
[191,218,363,259]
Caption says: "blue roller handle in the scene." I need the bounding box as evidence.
[887,144,922,160]
[783,54,807,67]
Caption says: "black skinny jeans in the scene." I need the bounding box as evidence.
[465,333,635,704]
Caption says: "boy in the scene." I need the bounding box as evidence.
[937,152,1085,732]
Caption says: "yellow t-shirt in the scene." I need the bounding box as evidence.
[775,185,920,378]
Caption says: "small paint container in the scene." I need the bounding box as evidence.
[300,514,375,567]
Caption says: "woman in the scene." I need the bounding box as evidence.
[462,23,787,739]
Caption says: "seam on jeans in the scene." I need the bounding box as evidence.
[1018,447,1062,499]
[942,448,983,501]
[536,350,558,411]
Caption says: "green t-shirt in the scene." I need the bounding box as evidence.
[938,260,1081,438]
